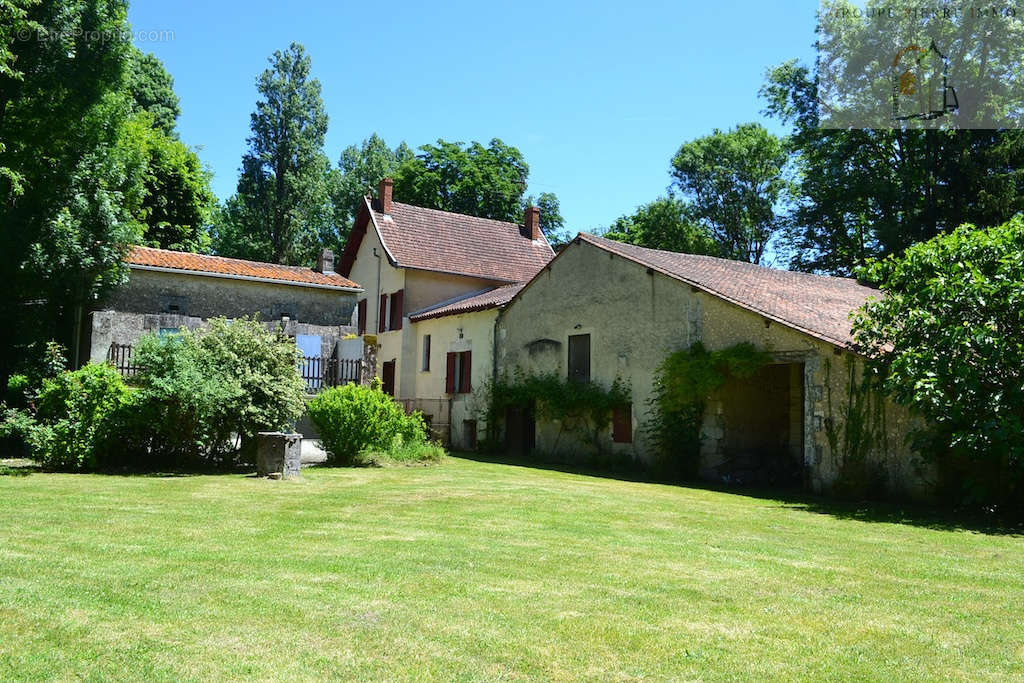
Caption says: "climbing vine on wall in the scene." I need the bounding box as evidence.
[646,342,771,478]
[823,356,890,498]
[482,372,631,454]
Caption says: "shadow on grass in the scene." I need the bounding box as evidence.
[455,451,1024,537]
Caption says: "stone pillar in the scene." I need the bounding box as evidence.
[256,432,303,479]
[361,336,378,386]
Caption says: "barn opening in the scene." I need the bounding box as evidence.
[713,362,804,488]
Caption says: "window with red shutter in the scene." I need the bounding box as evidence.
[390,289,404,331]
[357,299,367,335]
[459,351,472,393]
[445,352,456,393]
[612,403,633,443]
[378,294,387,333]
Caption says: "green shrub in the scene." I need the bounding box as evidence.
[30,363,134,471]
[0,404,36,458]
[308,380,428,466]
[130,331,239,464]
[5,375,31,409]
[852,217,1024,512]
[131,317,306,465]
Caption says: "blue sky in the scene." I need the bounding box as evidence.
[127,0,818,234]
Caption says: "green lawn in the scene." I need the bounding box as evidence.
[1,457,1022,681]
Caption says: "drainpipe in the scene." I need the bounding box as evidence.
[490,304,507,442]
[372,247,382,331]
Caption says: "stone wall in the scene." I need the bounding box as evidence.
[88,310,357,364]
[88,268,360,364]
[102,269,357,327]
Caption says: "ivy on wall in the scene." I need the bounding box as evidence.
[482,372,630,454]
[823,356,890,498]
[645,342,771,479]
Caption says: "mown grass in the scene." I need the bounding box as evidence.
[0,457,1022,680]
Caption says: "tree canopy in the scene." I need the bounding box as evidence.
[0,0,145,375]
[762,60,1024,275]
[602,197,718,256]
[127,48,180,136]
[393,139,530,223]
[332,133,413,240]
[669,123,788,264]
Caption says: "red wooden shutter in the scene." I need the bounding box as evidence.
[445,352,456,393]
[378,294,387,333]
[612,404,633,443]
[357,299,367,335]
[390,289,404,331]
[459,351,472,393]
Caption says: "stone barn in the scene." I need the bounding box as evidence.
[494,233,923,496]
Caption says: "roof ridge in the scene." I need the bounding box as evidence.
[579,232,868,287]
[572,232,877,350]
[386,200,528,230]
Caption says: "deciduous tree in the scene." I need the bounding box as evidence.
[670,123,788,264]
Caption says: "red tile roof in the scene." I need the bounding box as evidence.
[573,234,879,349]
[346,198,554,283]
[409,283,525,322]
[127,246,362,290]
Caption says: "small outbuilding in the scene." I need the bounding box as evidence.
[86,246,364,388]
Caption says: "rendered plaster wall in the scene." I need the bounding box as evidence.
[406,309,497,448]
[349,217,510,400]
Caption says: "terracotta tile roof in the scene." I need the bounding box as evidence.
[409,283,525,322]
[576,233,879,349]
[127,246,362,290]
[367,199,554,282]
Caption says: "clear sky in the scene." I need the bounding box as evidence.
[126,0,818,234]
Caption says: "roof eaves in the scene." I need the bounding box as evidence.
[129,263,363,293]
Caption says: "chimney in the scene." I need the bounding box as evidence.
[523,206,541,240]
[378,177,393,214]
[316,248,335,274]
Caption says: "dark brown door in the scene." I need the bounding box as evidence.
[381,360,396,396]
[504,401,536,455]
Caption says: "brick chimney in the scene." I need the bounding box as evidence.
[378,177,393,214]
[523,206,541,240]
[316,248,335,274]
